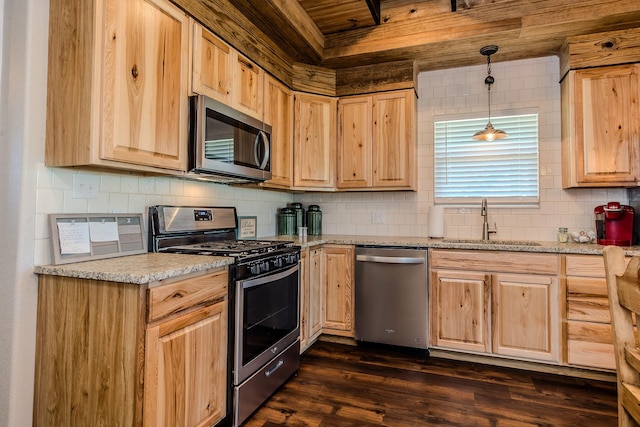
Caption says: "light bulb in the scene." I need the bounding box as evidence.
[485,132,495,142]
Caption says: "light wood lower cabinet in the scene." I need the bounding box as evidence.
[300,247,324,352]
[322,245,355,336]
[432,269,491,353]
[492,273,559,362]
[33,268,228,427]
[430,250,561,364]
[565,255,620,370]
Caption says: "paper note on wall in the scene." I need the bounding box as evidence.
[89,221,119,242]
[57,222,91,254]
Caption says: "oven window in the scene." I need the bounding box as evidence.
[242,269,299,365]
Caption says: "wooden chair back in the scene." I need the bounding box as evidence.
[603,245,640,427]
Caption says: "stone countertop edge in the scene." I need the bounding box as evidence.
[268,234,640,256]
[33,253,233,285]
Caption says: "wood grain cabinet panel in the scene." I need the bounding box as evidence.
[322,245,354,336]
[46,0,189,173]
[431,269,491,353]
[144,301,227,427]
[429,249,561,364]
[262,75,294,189]
[561,64,640,188]
[564,254,627,371]
[337,95,373,188]
[492,273,559,362]
[294,92,337,189]
[191,20,232,103]
[337,90,416,190]
[300,248,324,352]
[33,268,228,427]
[232,51,264,120]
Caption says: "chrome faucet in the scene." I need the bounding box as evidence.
[481,198,497,240]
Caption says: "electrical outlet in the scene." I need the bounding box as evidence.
[72,174,100,199]
[372,212,384,224]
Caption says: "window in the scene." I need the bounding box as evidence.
[434,114,539,206]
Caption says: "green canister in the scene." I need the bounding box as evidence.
[306,205,322,235]
[277,207,296,235]
[290,202,306,229]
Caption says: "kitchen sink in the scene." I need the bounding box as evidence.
[440,238,542,246]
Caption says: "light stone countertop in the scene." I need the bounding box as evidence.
[267,234,640,256]
[34,253,233,285]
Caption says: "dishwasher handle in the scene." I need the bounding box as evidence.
[356,254,425,264]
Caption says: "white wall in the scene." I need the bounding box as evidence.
[296,56,626,241]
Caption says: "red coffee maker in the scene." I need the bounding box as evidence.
[594,202,635,246]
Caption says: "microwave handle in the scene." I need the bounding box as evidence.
[254,131,270,170]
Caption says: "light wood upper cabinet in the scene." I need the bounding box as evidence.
[337,90,416,190]
[372,90,416,189]
[232,51,264,120]
[492,273,559,362]
[294,92,337,189]
[337,96,373,188]
[191,20,232,104]
[263,76,294,189]
[561,64,640,188]
[322,245,354,336]
[46,0,189,173]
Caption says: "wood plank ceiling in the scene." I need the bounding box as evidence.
[225,0,640,72]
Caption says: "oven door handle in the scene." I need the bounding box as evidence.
[264,359,284,378]
[238,264,299,289]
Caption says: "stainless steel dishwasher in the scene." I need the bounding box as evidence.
[355,247,428,350]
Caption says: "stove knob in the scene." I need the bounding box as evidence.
[260,261,269,273]
[274,258,283,268]
[250,264,261,275]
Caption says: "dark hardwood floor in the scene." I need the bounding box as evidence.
[244,341,618,427]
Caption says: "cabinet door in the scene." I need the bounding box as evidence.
[191,21,232,103]
[337,96,373,189]
[431,269,491,353]
[294,93,337,189]
[263,76,294,189]
[100,0,188,171]
[562,65,640,187]
[372,90,416,189]
[492,273,559,362]
[308,248,324,341]
[232,51,264,119]
[299,249,310,351]
[322,245,354,336]
[144,301,227,427]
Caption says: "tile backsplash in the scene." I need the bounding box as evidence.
[35,55,629,265]
[34,164,293,265]
[294,56,627,241]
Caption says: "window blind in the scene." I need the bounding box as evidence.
[434,114,539,205]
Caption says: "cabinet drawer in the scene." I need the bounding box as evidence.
[430,250,558,275]
[565,255,605,277]
[148,270,228,321]
[567,320,615,370]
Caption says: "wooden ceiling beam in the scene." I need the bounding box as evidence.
[319,0,640,71]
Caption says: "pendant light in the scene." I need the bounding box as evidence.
[472,45,508,141]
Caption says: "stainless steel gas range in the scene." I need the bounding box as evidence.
[149,205,301,426]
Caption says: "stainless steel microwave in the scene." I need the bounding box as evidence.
[188,95,272,182]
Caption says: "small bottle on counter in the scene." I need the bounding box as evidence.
[557,227,569,243]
